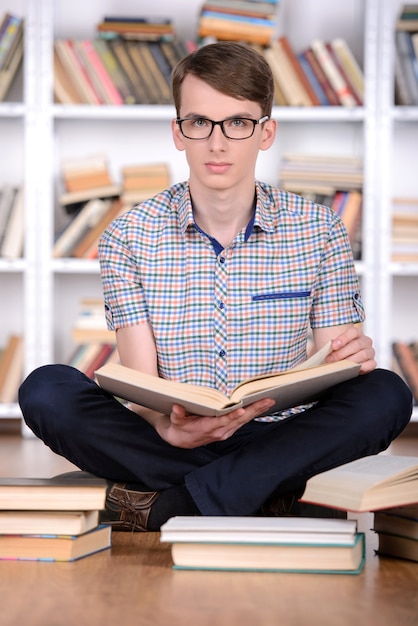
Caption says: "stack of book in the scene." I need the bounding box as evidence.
[373,503,418,563]
[54,154,121,258]
[263,35,364,107]
[53,16,189,106]
[69,297,118,380]
[0,334,23,404]
[391,197,418,263]
[392,340,418,405]
[0,184,24,259]
[160,516,365,573]
[121,162,171,207]
[197,1,280,46]
[278,153,363,258]
[0,12,23,101]
[0,476,111,562]
[394,4,418,106]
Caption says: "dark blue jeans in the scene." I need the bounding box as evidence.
[19,365,412,515]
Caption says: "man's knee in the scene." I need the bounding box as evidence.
[366,368,413,436]
[19,364,80,437]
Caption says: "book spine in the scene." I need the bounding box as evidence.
[298,53,329,105]
[92,39,137,105]
[54,40,102,104]
[278,36,319,105]
[330,38,364,103]
[78,40,124,105]
[0,14,21,70]
[395,30,418,105]
[310,39,357,107]
[301,48,340,106]
[325,42,362,105]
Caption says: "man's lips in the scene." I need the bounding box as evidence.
[205,162,231,174]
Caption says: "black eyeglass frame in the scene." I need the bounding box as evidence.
[175,115,270,140]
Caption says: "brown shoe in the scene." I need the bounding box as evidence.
[100,483,160,531]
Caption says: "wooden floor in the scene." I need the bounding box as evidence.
[0,428,417,626]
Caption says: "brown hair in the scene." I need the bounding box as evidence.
[171,41,274,118]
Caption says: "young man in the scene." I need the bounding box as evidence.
[19,42,412,531]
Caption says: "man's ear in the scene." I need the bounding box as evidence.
[260,118,277,151]
[172,118,186,151]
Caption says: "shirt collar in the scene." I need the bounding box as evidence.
[174,180,279,239]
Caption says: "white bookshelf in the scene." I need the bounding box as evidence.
[0,0,417,423]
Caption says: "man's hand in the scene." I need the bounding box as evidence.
[325,324,376,374]
[154,398,275,449]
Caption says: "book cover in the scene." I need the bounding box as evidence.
[160,516,358,545]
[300,454,418,512]
[278,35,320,106]
[300,48,340,106]
[0,525,111,562]
[0,477,107,511]
[95,342,360,418]
[0,509,99,536]
[374,510,418,540]
[168,532,365,573]
[375,532,418,563]
[53,198,112,258]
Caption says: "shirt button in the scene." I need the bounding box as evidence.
[219,350,226,358]
[219,301,225,310]
[219,257,225,264]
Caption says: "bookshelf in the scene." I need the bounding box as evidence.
[0,0,417,424]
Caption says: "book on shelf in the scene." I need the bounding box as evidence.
[299,47,340,106]
[59,184,121,210]
[92,38,137,105]
[54,40,102,105]
[297,51,329,106]
[53,46,83,104]
[61,154,114,194]
[0,184,17,249]
[200,1,279,20]
[310,39,358,107]
[279,153,364,190]
[0,334,23,404]
[277,35,321,106]
[71,297,117,345]
[106,38,152,104]
[392,341,418,403]
[300,454,418,512]
[96,16,175,40]
[396,3,418,30]
[325,42,362,106]
[394,30,418,106]
[160,516,365,573]
[0,13,23,70]
[0,524,111,562]
[0,476,107,511]
[71,197,123,259]
[95,341,360,418]
[125,41,170,104]
[73,40,124,106]
[0,14,23,101]
[121,163,171,205]
[0,185,24,259]
[69,342,119,377]
[53,198,113,258]
[264,39,313,107]
[330,38,364,104]
[198,11,277,46]
[0,509,100,536]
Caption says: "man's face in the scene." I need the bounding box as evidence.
[172,74,276,193]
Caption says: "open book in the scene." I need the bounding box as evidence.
[300,454,418,512]
[95,341,360,417]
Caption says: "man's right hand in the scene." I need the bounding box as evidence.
[153,398,275,449]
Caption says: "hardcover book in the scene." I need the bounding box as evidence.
[160,517,364,573]
[95,342,360,417]
[300,454,418,512]
[0,525,111,562]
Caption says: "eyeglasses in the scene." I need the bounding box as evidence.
[176,115,269,140]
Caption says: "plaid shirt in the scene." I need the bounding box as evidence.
[99,180,364,397]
